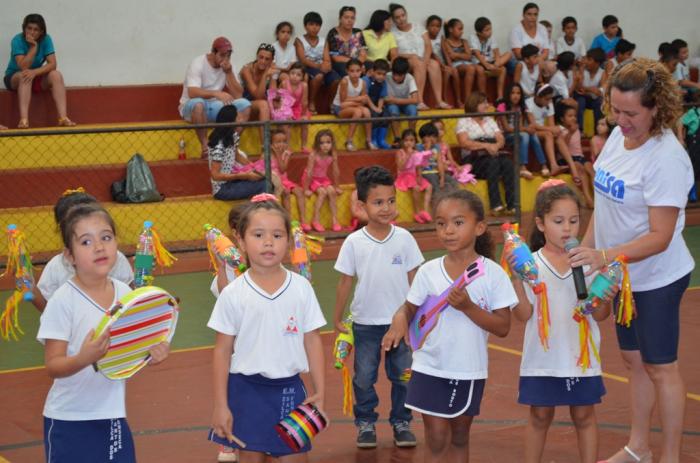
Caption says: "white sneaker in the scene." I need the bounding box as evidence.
[218,445,237,462]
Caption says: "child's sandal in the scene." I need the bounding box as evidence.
[17,119,29,129]
[57,117,76,127]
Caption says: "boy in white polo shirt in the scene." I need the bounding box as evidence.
[334,165,424,449]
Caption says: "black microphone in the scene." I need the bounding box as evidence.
[565,238,588,300]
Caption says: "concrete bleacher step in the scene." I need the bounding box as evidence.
[1,175,575,254]
[0,110,465,170]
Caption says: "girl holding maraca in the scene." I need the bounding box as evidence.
[507,180,615,463]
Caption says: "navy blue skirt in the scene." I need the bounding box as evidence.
[43,416,135,463]
[208,373,309,457]
[518,376,606,406]
[405,370,485,418]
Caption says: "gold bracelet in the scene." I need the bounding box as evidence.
[601,249,608,267]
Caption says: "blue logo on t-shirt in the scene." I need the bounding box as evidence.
[392,254,403,265]
[594,169,625,203]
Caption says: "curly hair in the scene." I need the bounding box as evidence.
[604,58,682,138]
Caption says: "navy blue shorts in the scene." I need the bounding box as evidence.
[208,373,309,457]
[44,416,135,463]
[616,273,691,364]
[518,376,606,407]
[405,371,485,418]
[306,67,341,86]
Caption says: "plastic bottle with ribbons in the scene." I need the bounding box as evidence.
[1,224,35,340]
[204,224,246,276]
[133,221,176,288]
[290,221,324,282]
[333,315,354,416]
[500,223,550,350]
[573,256,631,370]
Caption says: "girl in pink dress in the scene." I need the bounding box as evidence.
[302,129,343,232]
[590,117,612,164]
[283,63,311,153]
[270,129,311,231]
[395,129,433,223]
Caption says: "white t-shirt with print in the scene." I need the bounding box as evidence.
[179,54,235,115]
[386,72,418,99]
[334,225,424,325]
[455,116,501,140]
[593,127,695,291]
[468,34,498,63]
[273,41,298,70]
[38,251,133,301]
[38,278,131,420]
[392,24,426,58]
[555,36,586,60]
[520,250,601,377]
[208,269,326,379]
[408,256,518,380]
[509,23,551,55]
[525,97,554,125]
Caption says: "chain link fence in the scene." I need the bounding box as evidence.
[0,112,524,263]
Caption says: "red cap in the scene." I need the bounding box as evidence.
[212,36,233,53]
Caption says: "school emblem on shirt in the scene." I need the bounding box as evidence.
[284,316,299,334]
[391,254,403,265]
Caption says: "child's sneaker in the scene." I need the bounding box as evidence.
[218,445,238,462]
[356,422,377,448]
[392,421,417,447]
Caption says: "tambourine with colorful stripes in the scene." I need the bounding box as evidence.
[275,403,329,452]
[93,286,179,380]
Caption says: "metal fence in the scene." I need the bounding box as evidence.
[0,111,523,262]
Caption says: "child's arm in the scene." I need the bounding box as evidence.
[44,330,109,378]
[321,42,332,73]
[302,153,315,194]
[513,62,523,85]
[332,154,342,194]
[333,273,354,332]
[211,332,236,444]
[381,301,419,350]
[441,40,455,66]
[453,40,472,61]
[510,277,533,322]
[303,329,325,410]
[446,287,511,337]
[437,150,447,187]
[389,90,419,106]
[301,82,309,114]
[396,150,408,170]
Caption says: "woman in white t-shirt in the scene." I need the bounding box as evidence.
[509,3,551,63]
[509,180,612,462]
[456,91,515,215]
[570,59,695,463]
[390,3,450,110]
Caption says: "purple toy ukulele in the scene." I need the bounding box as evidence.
[408,259,486,350]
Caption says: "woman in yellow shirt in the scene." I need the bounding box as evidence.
[363,10,398,62]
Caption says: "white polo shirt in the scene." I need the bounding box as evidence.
[38,278,131,420]
[334,225,424,325]
[408,256,518,380]
[208,269,326,379]
[593,127,695,291]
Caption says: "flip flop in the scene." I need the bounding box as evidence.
[57,117,76,127]
[598,445,652,463]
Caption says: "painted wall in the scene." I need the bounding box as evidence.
[1,0,698,87]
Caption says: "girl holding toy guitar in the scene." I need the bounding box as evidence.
[382,189,517,463]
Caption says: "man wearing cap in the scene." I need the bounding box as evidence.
[179,36,251,158]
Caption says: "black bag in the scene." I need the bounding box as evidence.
[111,153,164,203]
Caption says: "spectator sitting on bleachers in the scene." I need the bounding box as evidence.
[590,15,620,59]
[178,36,251,158]
[386,57,420,145]
[363,10,398,62]
[509,3,551,64]
[390,3,448,110]
[326,6,367,77]
[208,105,266,201]
[4,14,75,129]
[295,11,340,114]
[456,91,515,216]
[605,39,635,74]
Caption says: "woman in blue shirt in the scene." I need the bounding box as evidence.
[4,14,75,129]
